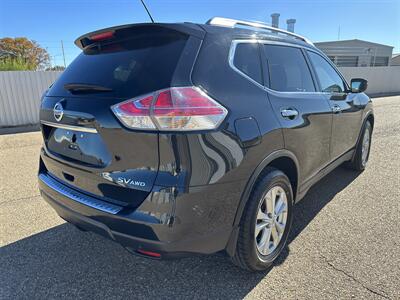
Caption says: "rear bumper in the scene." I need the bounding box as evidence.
[39,172,243,259]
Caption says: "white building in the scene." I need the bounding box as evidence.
[315,39,394,67]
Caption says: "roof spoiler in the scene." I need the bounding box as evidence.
[74,23,205,50]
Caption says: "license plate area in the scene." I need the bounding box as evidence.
[42,124,111,168]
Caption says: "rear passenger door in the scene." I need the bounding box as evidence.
[260,43,333,183]
[306,50,363,159]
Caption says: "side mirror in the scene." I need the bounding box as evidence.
[351,78,368,93]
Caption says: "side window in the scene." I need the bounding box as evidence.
[307,51,346,93]
[233,43,263,84]
[262,45,315,92]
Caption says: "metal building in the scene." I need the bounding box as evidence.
[315,39,394,67]
[391,54,400,66]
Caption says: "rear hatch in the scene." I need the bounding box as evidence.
[39,23,204,207]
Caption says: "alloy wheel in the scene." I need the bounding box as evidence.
[255,186,288,256]
[361,127,371,166]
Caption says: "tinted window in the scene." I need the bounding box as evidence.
[262,45,315,92]
[49,32,188,98]
[307,51,346,93]
[233,43,262,84]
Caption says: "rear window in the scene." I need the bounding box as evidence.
[48,32,188,99]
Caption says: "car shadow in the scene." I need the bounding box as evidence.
[0,167,360,299]
[275,166,361,266]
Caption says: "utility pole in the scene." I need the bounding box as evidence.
[337,25,341,40]
[61,40,66,68]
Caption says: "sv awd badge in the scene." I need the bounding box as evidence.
[101,172,146,188]
[116,177,146,187]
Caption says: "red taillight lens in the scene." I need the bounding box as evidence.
[112,94,156,129]
[112,87,228,131]
[118,95,153,115]
[136,249,161,258]
[153,88,225,116]
[90,31,115,41]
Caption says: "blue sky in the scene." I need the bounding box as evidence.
[1,0,399,66]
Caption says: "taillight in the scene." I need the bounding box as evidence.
[90,31,115,41]
[136,249,162,258]
[111,87,228,131]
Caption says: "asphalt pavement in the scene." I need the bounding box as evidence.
[1,96,399,299]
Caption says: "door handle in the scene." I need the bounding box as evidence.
[281,108,299,119]
[332,104,342,113]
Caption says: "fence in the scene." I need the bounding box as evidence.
[338,66,400,96]
[0,71,62,127]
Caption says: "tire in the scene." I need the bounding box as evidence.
[232,167,293,271]
[348,120,372,171]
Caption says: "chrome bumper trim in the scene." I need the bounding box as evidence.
[40,121,98,133]
[39,173,122,214]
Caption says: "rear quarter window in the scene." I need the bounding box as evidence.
[233,42,263,85]
[48,32,188,99]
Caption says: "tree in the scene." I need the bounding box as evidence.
[0,37,50,70]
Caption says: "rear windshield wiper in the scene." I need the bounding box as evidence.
[64,83,113,94]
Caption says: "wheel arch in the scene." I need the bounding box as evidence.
[233,149,300,228]
[366,111,374,129]
[225,149,300,257]
[352,110,374,160]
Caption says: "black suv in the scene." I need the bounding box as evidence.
[38,17,373,271]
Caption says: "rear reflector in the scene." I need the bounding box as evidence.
[136,249,162,258]
[112,87,228,131]
[90,31,115,41]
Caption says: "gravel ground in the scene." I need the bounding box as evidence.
[0,96,399,299]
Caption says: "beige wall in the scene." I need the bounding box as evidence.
[339,66,400,96]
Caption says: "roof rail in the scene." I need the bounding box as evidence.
[206,17,314,46]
